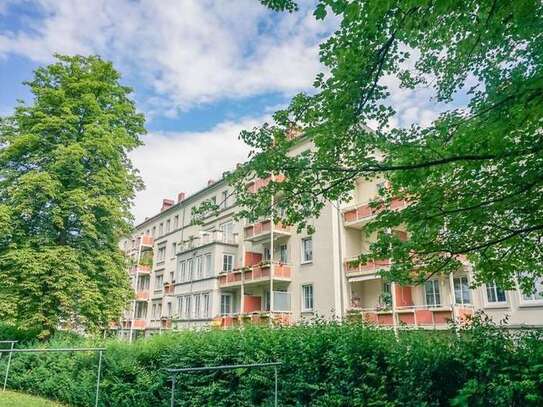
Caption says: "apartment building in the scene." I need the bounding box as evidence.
[117,139,543,340]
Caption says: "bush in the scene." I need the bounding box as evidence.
[0,315,542,406]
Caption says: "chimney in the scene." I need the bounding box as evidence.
[161,198,175,212]
[207,179,215,186]
[177,192,186,202]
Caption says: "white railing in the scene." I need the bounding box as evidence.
[178,231,238,252]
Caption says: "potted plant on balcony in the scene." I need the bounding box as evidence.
[376,292,393,311]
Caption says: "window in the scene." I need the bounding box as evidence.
[202,293,210,318]
[185,295,192,319]
[137,276,149,290]
[178,260,186,282]
[194,294,201,318]
[520,276,543,303]
[486,281,506,304]
[174,215,179,229]
[187,258,193,281]
[425,280,441,307]
[177,297,185,318]
[152,226,156,237]
[166,219,171,233]
[263,247,271,261]
[302,284,314,312]
[205,254,213,277]
[221,190,228,209]
[280,244,288,263]
[223,254,234,272]
[454,276,472,305]
[219,221,234,242]
[301,237,313,263]
[167,302,172,317]
[135,302,147,319]
[157,246,166,262]
[159,223,164,236]
[196,256,203,279]
[169,271,174,283]
[221,293,233,315]
[154,274,163,290]
[152,304,157,319]
[171,242,177,257]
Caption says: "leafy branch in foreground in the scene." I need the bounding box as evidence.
[239,0,543,290]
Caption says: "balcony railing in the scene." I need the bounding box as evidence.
[348,304,474,328]
[246,175,286,194]
[135,290,149,301]
[218,262,292,287]
[178,231,238,253]
[344,258,391,276]
[130,265,151,275]
[132,319,147,329]
[244,220,291,241]
[342,198,407,227]
[212,312,292,328]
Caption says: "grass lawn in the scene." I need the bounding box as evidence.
[0,390,65,406]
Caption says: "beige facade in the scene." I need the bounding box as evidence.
[117,142,543,340]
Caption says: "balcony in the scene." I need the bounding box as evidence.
[348,305,474,329]
[342,198,407,229]
[135,290,149,301]
[212,312,292,329]
[218,262,292,287]
[163,283,175,295]
[344,258,391,278]
[161,317,172,329]
[178,231,238,253]
[244,220,291,242]
[246,175,286,194]
[132,319,147,330]
[130,265,151,275]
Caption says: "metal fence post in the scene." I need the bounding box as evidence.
[274,365,278,407]
[170,375,177,407]
[2,341,15,392]
[95,350,103,407]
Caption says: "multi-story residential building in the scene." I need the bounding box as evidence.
[117,138,543,340]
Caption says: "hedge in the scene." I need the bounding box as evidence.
[0,314,542,406]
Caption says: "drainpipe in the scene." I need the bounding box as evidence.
[269,176,275,322]
[129,238,143,343]
[391,281,399,339]
[335,200,346,319]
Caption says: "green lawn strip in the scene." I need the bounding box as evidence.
[0,390,66,406]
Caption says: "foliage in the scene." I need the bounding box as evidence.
[0,390,65,407]
[240,0,543,290]
[0,55,145,337]
[0,318,542,406]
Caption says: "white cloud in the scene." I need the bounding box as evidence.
[0,0,333,113]
[130,115,265,223]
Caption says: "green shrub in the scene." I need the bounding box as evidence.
[0,315,542,406]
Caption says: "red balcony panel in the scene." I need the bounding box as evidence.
[395,285,414,307]
[133,319,146,329]
[140,235,154,246]
[399,313,415,325]
[244,252,263,267]
[415,309,434,325]
[274,264,291,278]
[377,313,394,326]
[243,295,262,313]
[433,310,452,324]
[456,307,473,323]
[363,312,379,324]
[218,275,227,285]
[135,290,149,301]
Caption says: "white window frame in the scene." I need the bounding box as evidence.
[301,237,313,264]
[301,284,314,312]
[223,254,234,272]
[220,293,233,315]
[196,255,203,279]
[279,244,288,263]
[194,294,201,319]
[485,281,507,306]
[187,258,193,281]
[178,260,186,282]
[453,275,472,306]
[202,293,210,318]
[157,246,166,262]
[205,254,213,277]
[518,276,543,305]
[424,279,441,307]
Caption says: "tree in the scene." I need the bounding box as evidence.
[0,55,145,337]
[232,0,543,291]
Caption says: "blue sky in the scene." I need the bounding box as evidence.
[0,0,451,222]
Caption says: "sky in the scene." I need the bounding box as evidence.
[0,0,453,223]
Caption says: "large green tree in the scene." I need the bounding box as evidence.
[232,0,543,292]
[0,55,145,337]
